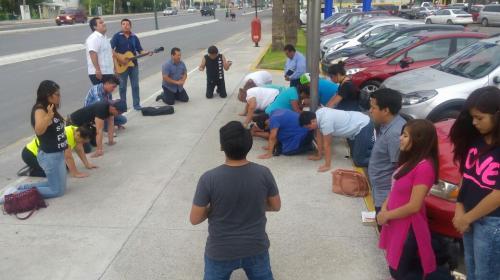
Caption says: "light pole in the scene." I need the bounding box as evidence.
[153,0,159,30]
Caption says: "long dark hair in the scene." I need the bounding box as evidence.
[449,86,500,171]
[31,80,63,127]
[394,119,439,183]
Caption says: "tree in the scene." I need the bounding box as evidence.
[284,0,298,46]
[271,0,284,51]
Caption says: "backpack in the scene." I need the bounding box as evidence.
[141,106,174,116]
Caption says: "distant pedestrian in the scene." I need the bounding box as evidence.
[368,88,406,216]
[199,45,232,99]
[111,18,151,111]
[378,119,439,280]
[325,61,361,111]
[283,44,306,88]
[85,17,114,85]
[230,2,237,20]
[156,47,189,105]
[449,86,500,280]
[190,121,280,280]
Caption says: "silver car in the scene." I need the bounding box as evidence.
[479,4,500,26]
[382,36,500,121]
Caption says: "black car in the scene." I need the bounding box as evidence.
[201,6,215,16]
[321,24,466,72]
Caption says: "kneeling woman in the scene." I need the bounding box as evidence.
[21,125,97,178]
[377,120,439,279]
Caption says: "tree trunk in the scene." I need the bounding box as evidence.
[271,0,285,51]
[284,0,298,46]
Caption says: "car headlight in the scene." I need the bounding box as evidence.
[402,90,438,105]
[346,68,366,75]
[430,180,459,201]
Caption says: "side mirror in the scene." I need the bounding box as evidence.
[399,57,414,69]
[494,76,500,84]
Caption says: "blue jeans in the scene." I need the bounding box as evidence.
[463,215,500,280]
[204,251,274,280]
[348,121,375,167]
[17,150,67,198]
[104,115,128,131]
[119,66,140,110]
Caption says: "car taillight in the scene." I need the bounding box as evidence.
[430,180,459,202]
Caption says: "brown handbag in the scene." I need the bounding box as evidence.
[3,187,47,220]
[331,169,370,197]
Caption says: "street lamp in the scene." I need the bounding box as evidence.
[153,0,159,30]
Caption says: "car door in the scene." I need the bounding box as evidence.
[493,5,500,24]
[390,38,453,75]
[441,10,451,23]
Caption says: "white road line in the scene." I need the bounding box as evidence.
[235,37,245,44]
[241,8,271,16]
[0,19,218,67]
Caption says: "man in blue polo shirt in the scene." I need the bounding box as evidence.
[156,47,189,105]
[111,18,150,111]
[283,44,306,88]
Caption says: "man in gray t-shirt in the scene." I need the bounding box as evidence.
[368,89,406,214]
[190,121,280,279]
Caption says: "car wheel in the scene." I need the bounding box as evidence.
[426,19,432,24]
[481,18,489,27]
[446,19,453,24]
[361,80,381,95]
[430,109,460,122]
[56,22,62,26]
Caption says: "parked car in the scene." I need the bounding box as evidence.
[425,9,473,25]
[55,8,87,25]
[321,20,414,58]
[321,24,466,72]
[470,4,485,22]
[345,31,487,100]
[426,119,462,239]
[479,4,500,26]
[447,3,467,10]
[163,7,178,16]
[201,5,215,16]
[371,4,400,15]
[382,35,500,121]
[320,11,390,36]
[321,13,348,28]
[411,7,437,19]
[187,7,196,13]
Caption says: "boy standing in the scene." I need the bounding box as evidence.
[199,45,232,99]
[190,121,280,279]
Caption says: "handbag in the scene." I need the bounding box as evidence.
[141,106,174,116]
[331,169,369,197]
[3,187,47,220]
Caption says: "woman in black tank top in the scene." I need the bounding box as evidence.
[3,81,69,202]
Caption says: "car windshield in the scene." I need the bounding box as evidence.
[324,13,344,24]
[344,20,370,33]
[371,36,420,58]
[363,29,400,48]
[345,23,373,39]
[452,9,468,14]
[433,42,500,79]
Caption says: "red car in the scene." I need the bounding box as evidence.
[344,31,488,94]
[56,8,87,25]
[320,11,389,36]
[426,120,461,239]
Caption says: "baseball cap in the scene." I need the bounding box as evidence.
[299,73,311,85]
[110,99,127,113]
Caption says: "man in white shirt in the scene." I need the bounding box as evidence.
[86,17,115,85]
[238,86,279,126]
[239,71,273,99]
[299,107,375,172]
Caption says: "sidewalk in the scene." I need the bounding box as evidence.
[0,24,389,279]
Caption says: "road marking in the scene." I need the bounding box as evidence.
[0,19,218,67]
[241,8,271,16]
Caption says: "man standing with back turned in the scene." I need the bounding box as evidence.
[190,121,281,280]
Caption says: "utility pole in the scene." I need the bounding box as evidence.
[89,0,92,16]
[113,0,116,14]
[307,0,320,112]
[154,0,159,30]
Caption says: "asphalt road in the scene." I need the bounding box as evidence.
[0,10,271,150]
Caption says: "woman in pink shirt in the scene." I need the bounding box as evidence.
[377,119,439,279]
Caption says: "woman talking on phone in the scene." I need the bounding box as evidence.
[1,80,69,203]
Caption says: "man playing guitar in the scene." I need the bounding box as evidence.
[111,19,151,111]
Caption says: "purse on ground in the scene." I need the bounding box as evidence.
[3,187,47,220]
[331,169,369,197]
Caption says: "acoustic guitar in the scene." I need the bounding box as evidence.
[114,47,164,74]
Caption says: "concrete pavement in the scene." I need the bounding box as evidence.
[0,23,389,279]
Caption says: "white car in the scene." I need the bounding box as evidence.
[187,7,196,13]
[322,20,417,58]
[425,9,473,25]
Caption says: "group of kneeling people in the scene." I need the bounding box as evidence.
[238,66,500,279]
[1,77,127,202]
